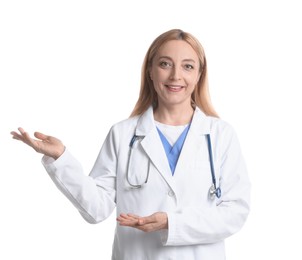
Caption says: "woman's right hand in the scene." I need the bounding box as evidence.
[10,127,65,160]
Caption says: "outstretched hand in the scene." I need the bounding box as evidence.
[117,212,168,232]
[10,127,65,160]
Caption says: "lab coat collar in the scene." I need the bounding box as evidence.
[135,106,155,136]
[135,106,211,136]
[188,106,211,135]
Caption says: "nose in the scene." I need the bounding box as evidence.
[169,66,181,80]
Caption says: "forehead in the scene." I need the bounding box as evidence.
[155,40,199,61]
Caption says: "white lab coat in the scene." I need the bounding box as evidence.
[42,106,250,260]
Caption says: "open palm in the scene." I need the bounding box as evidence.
[11,127,65,159]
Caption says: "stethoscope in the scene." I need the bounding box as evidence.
[205,134,222,199]
[126,133,221,199]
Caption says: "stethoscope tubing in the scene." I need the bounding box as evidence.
[206,134,221,198]
[127,133,221,198]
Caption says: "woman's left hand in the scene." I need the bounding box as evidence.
[117,212,168,232]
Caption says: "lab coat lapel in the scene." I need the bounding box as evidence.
[173,108,211,177]
[135,107,175,187]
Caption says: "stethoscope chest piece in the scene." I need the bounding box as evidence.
[209,184,222,199]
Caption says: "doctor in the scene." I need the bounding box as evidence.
[11,29,250,259]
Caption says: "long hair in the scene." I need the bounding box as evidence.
[130,29,218,117]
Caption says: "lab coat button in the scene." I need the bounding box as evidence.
[168,190,175,197]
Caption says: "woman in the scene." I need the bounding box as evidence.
[11,29,250,259]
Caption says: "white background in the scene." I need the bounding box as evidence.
[1,0,301,259]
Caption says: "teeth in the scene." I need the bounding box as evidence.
[167,85,181,89]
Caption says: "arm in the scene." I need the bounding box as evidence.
[11,127,117,224]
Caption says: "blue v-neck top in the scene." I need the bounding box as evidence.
[156,124,190,175]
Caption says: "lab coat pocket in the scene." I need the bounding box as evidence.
[126,142,150,188]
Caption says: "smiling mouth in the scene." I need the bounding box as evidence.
[165,85,184,91]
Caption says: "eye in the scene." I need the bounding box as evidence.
[159,61,172,68]
[184,64,194,70]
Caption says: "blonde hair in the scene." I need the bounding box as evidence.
[130,29,218,117]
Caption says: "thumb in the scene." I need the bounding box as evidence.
[34,131,49,141]
[138,218,145,225]
[138,215,155,225]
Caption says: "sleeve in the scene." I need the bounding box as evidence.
[163,125,251,246]
[42,127,118,224]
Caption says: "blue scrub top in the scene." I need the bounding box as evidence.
[156,124,190,175]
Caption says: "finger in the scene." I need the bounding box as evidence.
[117,219,138,227]
[116,214,128,221]
[119,213,134,219]
[134,223,157,232]
[117,214,140,227]
[127,213,140,219]
[11,128,31,142]
[10,131,23,140]
[18,127,25,134]
[16,129,41,149]
[21,131,35,145]
[17,128,32,140]
[136,215,155,225]
[34,131,49,141]
[117,213,138,222]
[121,213,140,221]
[117,215,131,223]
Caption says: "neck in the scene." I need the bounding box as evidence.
[154,103,194,126]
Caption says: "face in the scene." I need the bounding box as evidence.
[149,40,201,109]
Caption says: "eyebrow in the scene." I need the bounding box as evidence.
[158,56,197,63]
